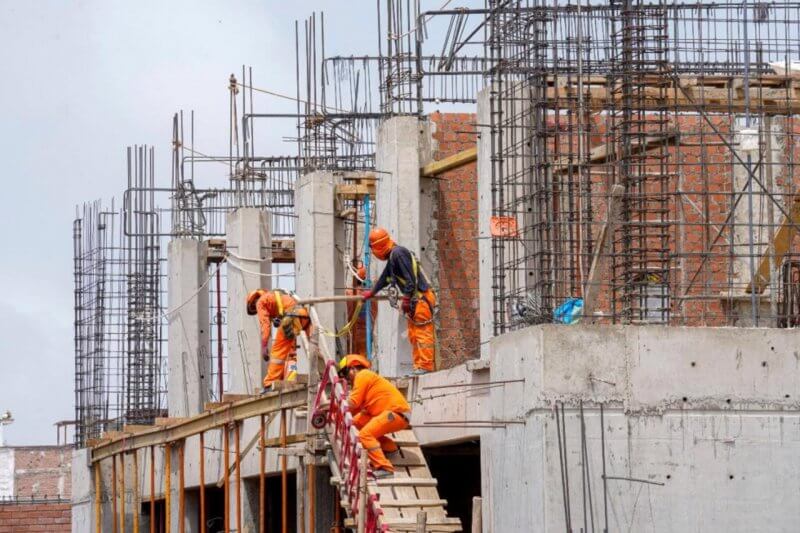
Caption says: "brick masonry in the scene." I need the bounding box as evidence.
[430,112,481,368]
[0,502,71,532]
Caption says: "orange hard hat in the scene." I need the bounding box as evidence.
[356,265,367,282]
[369,227,394,260]
[337,354,371,375]
[246,289,266,315]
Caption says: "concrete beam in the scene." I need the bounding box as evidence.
[167,239,210,418]
[226,208,271,394]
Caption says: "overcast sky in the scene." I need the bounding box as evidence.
[0,0,392,445]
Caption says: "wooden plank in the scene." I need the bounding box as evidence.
[154,417,189,426]
[381,499,448,508]
[421,147,477,177]
[122,425,155,434]
[747,197,800,293]
[91,386,307,462]
[271,238,295,264]
[221,393,255,403]
[336,183,375,200]
[372,478,438,487]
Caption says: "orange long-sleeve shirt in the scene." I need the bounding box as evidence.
[348,369,410,417]
[255,292,298,345]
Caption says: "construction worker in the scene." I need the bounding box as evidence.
[338,354,410,479]
[346,265,377,355]
[361,228,436,375]
[246,289,311,389]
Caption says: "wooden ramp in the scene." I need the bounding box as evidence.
[369,428,461,532]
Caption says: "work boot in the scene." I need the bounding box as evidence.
[385,449,401,460]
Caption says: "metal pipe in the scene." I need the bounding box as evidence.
[200,432,206,533]
[224,425,230,533]
[94,461,102,533]
[149,446,155,533]
[235,423,242,533]
[259,415,266,533]
[165,443,171,533]
[179,442,185,533]
[280,409,288,533]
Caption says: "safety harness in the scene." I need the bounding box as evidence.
[386,248,436,326]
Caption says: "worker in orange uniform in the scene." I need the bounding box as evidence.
[361,228,436,375]
[338,354,410,479]
[246,289,311,389]
[346,265,377,355]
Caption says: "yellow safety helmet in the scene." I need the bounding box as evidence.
[337,354,371,376]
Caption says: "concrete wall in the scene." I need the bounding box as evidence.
[375,116,434,376]
[484,324,800,532]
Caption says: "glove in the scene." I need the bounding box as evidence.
[361,289,374,300]
[261,339,269,361]
[401,296,412,314]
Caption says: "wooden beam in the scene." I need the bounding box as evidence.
[91,386,306,463]
[336,183,375,200]
[421,146,477,177]
[747,197,800,294]
[583,184,625,320]
[551,133,678,175]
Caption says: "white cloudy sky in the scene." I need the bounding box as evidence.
[0,0,394,445]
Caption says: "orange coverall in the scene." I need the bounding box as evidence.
[349,369,410,472]
[256,292,311,387]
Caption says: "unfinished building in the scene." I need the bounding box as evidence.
[72,1,800,531]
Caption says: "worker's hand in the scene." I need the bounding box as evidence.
[361,289,374,300]
[261,339,269,361]
[401,296,412,314]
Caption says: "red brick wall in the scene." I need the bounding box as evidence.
[13,447,71,500]
[430,112,481,368]
[0,502,71,532]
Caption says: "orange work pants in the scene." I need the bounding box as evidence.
[407,289,436,372]
[262,328,297,387]
[353,410,409,471]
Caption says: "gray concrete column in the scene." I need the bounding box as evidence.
[226,208,271,394]
[295,171,344,366]
[375,116,434,376]
[167,238,210,417]
[477,88,494,358]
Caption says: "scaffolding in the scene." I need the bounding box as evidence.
[486,0,800,332]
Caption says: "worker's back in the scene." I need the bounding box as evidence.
[350,369,410,416]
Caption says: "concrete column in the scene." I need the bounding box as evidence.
[168,239,210,417]
[375,116,434,376]
[295,171,344,366]
[477,88,494,357]
[226,208,271,394]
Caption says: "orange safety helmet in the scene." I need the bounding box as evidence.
[369,227,395,260]
[246,289,267,315]
[337,354,371,375]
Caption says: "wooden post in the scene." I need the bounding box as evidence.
[179,442,185,533]
[583,184,624,320]
[416,511,428,532]
[471,496,482,533]
[223,426,230,533]
[132,451,139,533]
[199,433,206,533]
[297,456,306,533]
[94,461,102,533]
[164,443,171,533]
[308,463,316,533]
[357,449,368,533]
[119,454,125,533]
[259,415,266,533]
[149,446,155,533]
[234,423,242,533]
[280,409,288,533]
[112,454,118,533]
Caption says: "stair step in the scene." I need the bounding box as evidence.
[381,499,448,508]
[373,477,438,487]
[381,517,462,531]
